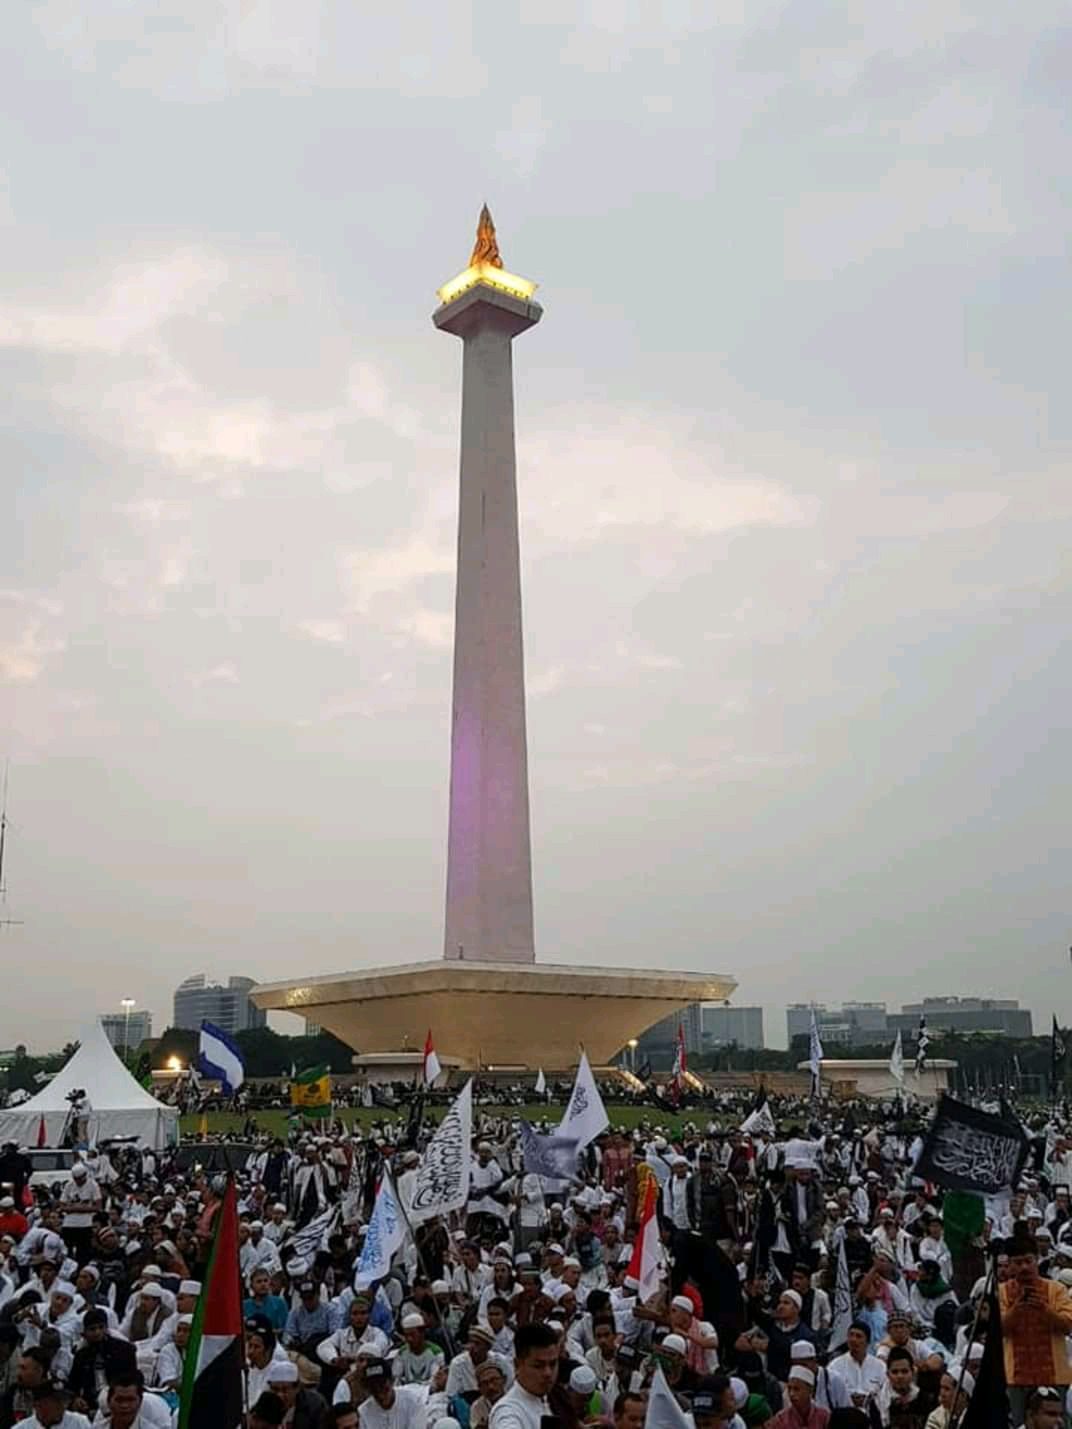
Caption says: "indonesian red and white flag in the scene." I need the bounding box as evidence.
[672,1023,687,1082]
[423,1030,442,1086]
[628,1176,663,1302]
[36,1114,47,1148]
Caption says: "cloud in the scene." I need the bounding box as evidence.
[495,96,552,176]
[190,663,239,687]
[295,619,347,646]
[0,621,66,684]
[396,609,453,650]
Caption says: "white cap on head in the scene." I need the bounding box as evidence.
[781,1289,802,1310]
[180,1280,202,1296]
[661,1334,687,1356]
[670,1295,694,1313]
[788,1367,815,1387]
[52,1280,76,1299]
[569,1366,597,1395]
[139,1283,163,1299]
[401,1313,425,1330]
[730,1378,747,1409]
[267,1360,299,1384]
[790,1341,816,1361]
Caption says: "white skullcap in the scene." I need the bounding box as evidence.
[139,1283,163,1299]
[730,1378,747,1409]
[670,1295,694,1313]
[569,1366,597,1395]
[267,1360,299,1384]
[177,1314,193,1326]
[401,1313,425,1330]
[431,1280,451,1296]
[622,1275,639,1290]
[52,1281,76,1299]
[781,1289,802,1310]
[790,1340,816,1361]
[179,1280,202,1296]
[661,1334,687,1356]
[433,1420,462,1429]
[788,1367,815,1387]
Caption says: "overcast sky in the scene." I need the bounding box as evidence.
[2,2,1068,1053]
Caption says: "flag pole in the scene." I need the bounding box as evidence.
[948,1258,995,1427]
[378,1156,451,1348]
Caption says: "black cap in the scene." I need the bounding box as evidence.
[363,1360,389,1382]
[692,1392,716,1413]
[32,1383,67,1403]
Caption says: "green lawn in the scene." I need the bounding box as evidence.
[179,1103,687,1139]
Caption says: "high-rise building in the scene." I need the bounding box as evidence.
[786,1002,889,1048]
[702,1004,765,1050]
[99,1010,152,1053]
[172,975,266,1035]
[889,997,1032,1038]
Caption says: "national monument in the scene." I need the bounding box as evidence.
[252,210,736,1069]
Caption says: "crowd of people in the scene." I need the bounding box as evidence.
[0,1092,1070,1429]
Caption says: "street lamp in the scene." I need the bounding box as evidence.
[120,998,135,1061]
[167,1056,183,1073]
[627,1038,638,1073]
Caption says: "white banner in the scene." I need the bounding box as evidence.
[409,1079,472,1225]
[558,1051,608,1151]
[353,1175,404,1289]
[644,1365,690,1429]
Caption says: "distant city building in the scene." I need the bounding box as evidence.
[702,1004,765,1050]
[889,997,1032,1039]
[787,1002,889,1048]
[99,1010,152,1052]
[172,975,266,1035]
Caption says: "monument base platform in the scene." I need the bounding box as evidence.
[252,960,736,1070]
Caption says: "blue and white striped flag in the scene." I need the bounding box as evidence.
[197,1021,245,1096]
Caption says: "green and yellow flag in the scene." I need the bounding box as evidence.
[291,1064,332,1118]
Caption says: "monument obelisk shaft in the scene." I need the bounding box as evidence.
[434,209,542,964]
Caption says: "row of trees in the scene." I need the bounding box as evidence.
[698,1031,1067,1099]
[150,1024,355,1078]
[0,1024,357,1096]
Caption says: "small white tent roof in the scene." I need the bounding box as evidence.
[0,1019,179,1150]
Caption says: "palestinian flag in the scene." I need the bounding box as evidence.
[178,1179,243,1429]
[291,1064,332,1119]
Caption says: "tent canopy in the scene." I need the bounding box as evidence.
[0,1019,180,1150]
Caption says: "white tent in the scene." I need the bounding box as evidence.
[0,1020,180,1150]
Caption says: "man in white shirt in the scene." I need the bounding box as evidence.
[468,1146,509,1235]
[317,1296,390,1371]
[829,1322,887,1411]
[58,1166,100,1259]
[489,1324,559,1429]
[445,1326,512,1397]
[23,1381,91,1429]
[357,1360,427,1429]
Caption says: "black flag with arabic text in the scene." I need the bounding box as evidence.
[915,1094,1028,1196]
